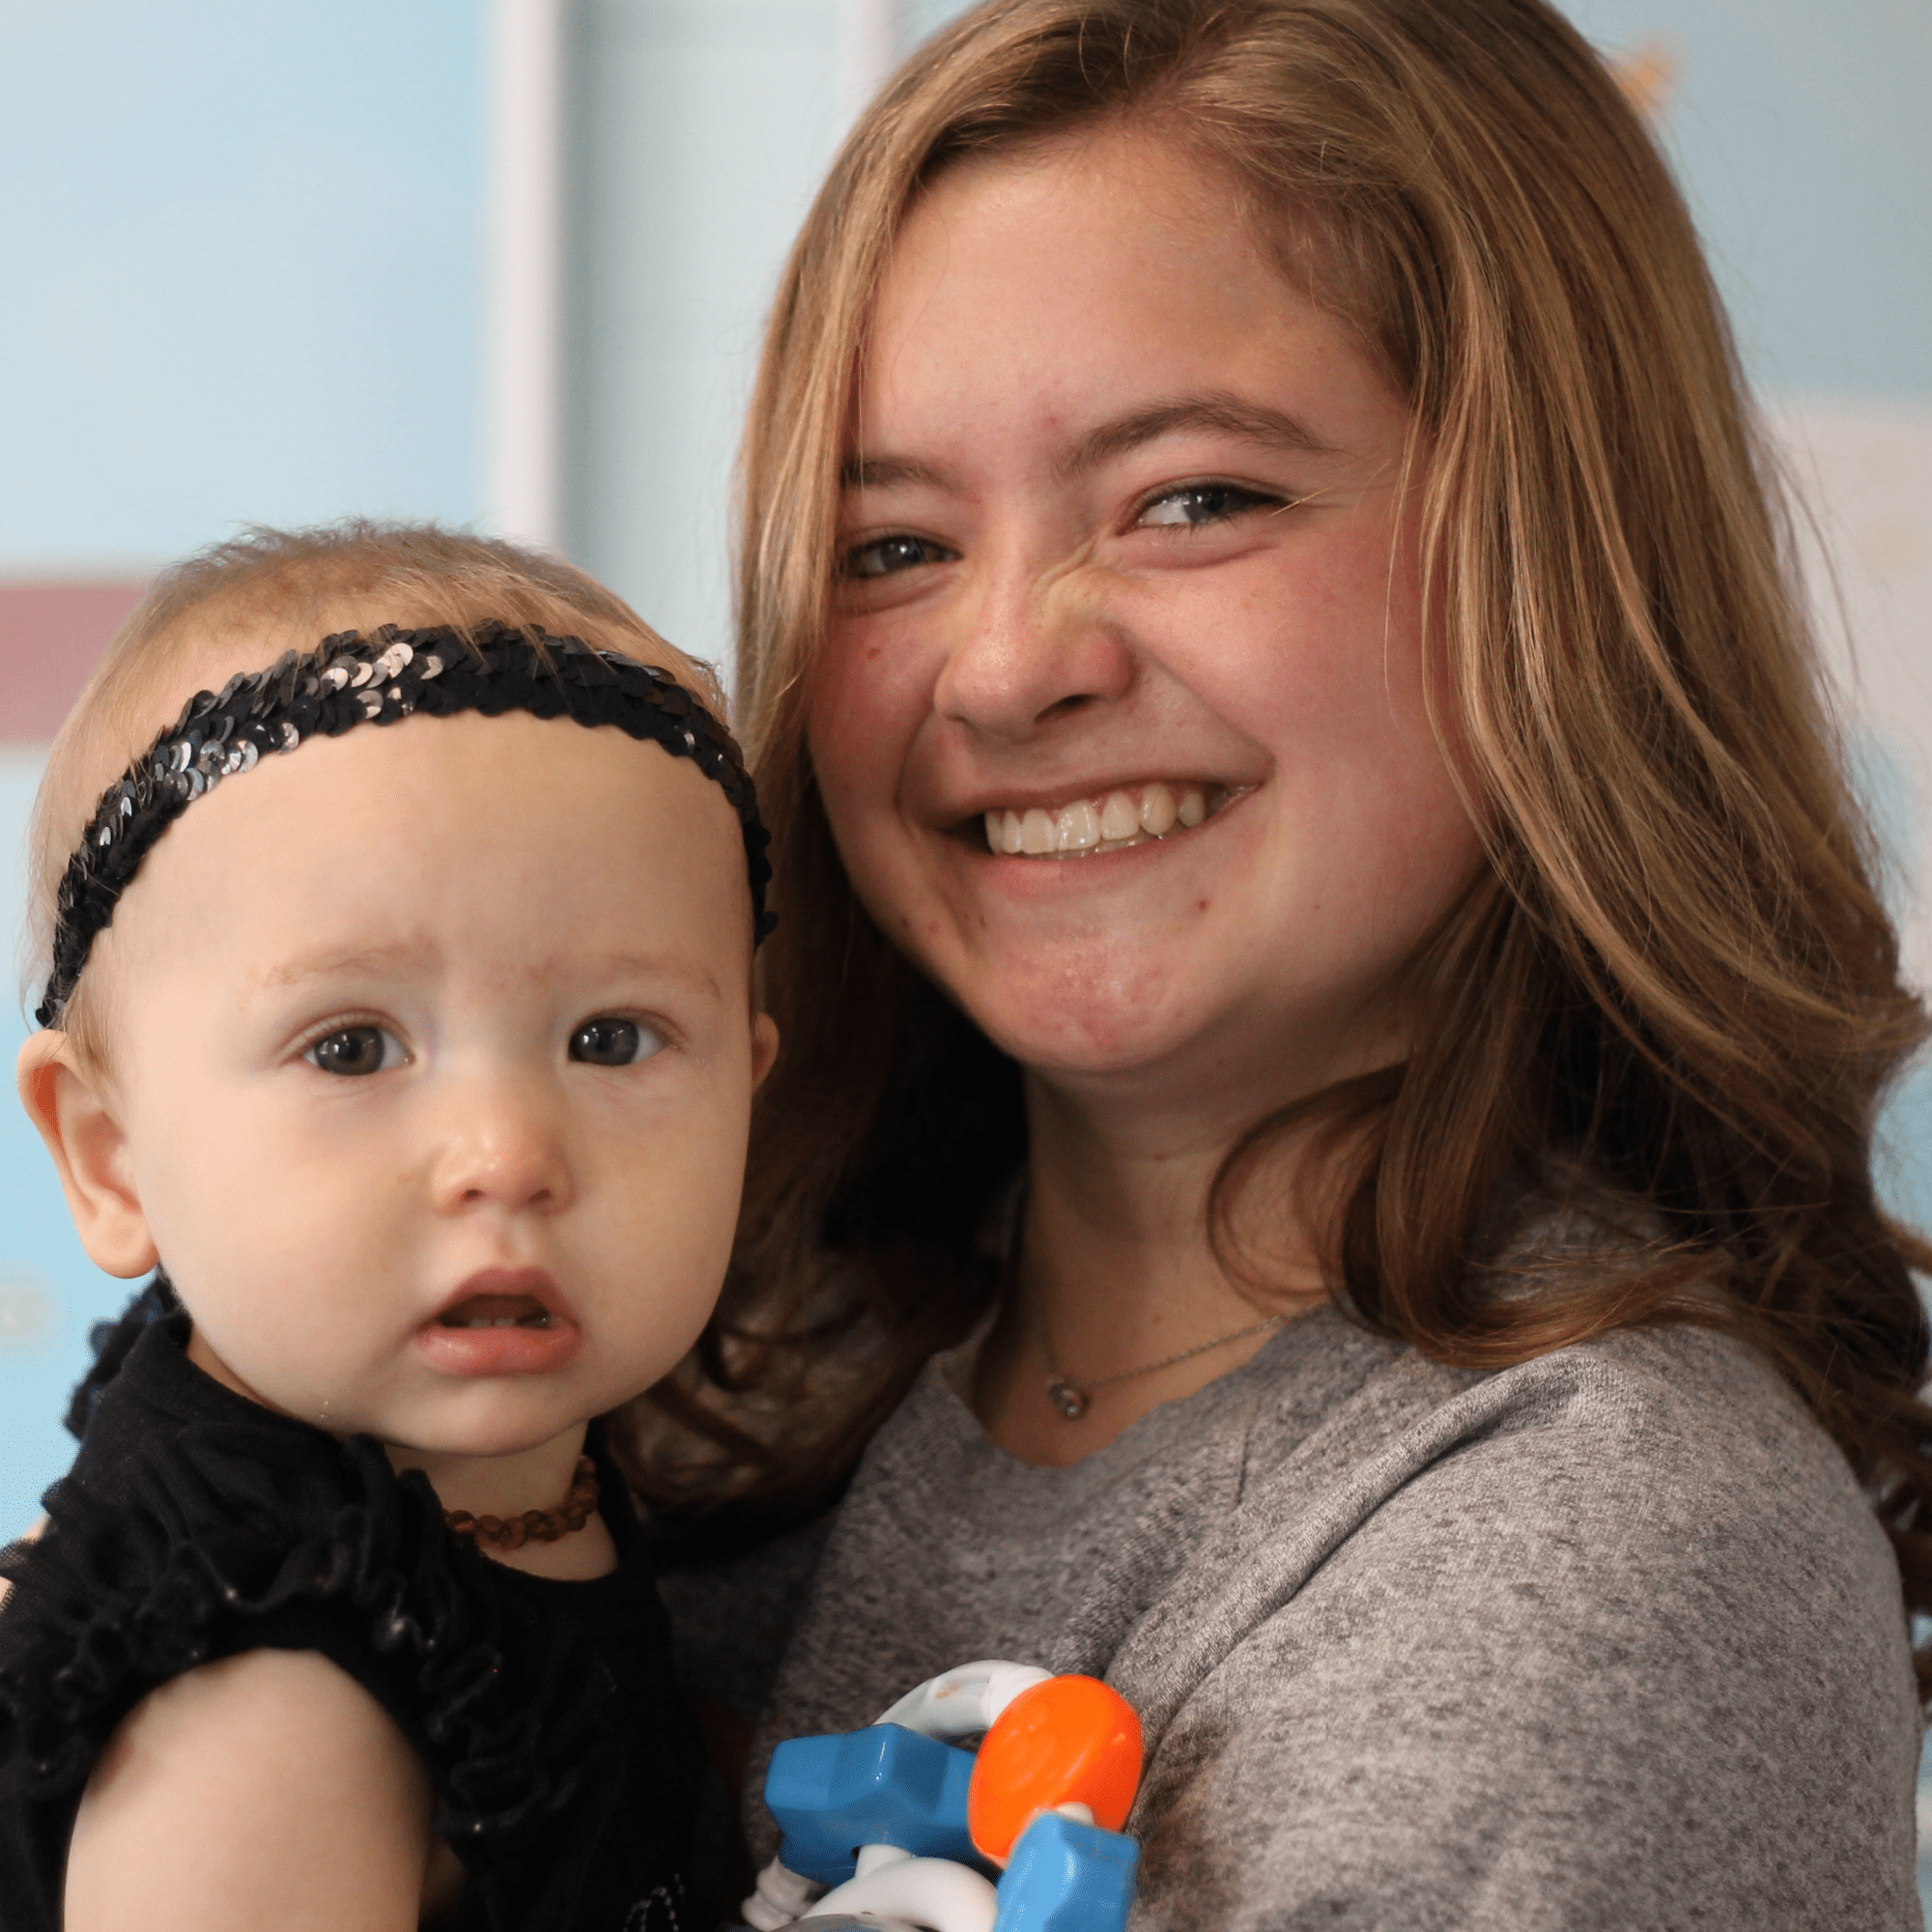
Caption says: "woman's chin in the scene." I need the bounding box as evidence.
[954,955,1235,1085]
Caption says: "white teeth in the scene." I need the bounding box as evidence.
[1055,799,1101,853]
[1140,782,1178,836]
[1098,791,1140,841]
[982,782,1229,857]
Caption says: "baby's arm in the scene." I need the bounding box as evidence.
[64,1648,448,1932]
[0,1514,48,1610]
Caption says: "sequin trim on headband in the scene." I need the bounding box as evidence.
[37,621,774,1028]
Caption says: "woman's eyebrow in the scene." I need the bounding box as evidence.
[1061,393,1337,475]
[840,453,954,491]
[838,393,1336,494]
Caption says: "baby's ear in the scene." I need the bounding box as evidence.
[15,1032,158,1278]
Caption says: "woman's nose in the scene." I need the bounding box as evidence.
[932,560,1136,743]
[427,1073,574,1217]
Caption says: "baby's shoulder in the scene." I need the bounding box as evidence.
[61,1648,438,1932]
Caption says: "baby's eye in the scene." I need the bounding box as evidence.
[842,533,958,580]
[305,1025,404,1077]
[1136,482,1281,528]
[569,1017,663,1066]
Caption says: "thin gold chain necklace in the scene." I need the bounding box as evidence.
[1042,1313,1287,1420]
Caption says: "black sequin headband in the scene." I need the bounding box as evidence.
[37,621,774,1030]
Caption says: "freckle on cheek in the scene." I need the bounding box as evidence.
[1197,898,1211,913]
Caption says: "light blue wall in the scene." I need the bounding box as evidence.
[563,0,846,664]
[0,0,487,574]
[1562,0,1932,404]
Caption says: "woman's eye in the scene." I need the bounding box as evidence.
[1136,482,1280,528]
[842,533,957,580]
[569,1017,663,1066]
[304,1025,404,1077]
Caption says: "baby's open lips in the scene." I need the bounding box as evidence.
[424,1267,573,1334]
[416,1268,582,1377]
[437,1293,554,1330]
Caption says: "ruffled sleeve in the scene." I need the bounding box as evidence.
[0,1329,622,1921]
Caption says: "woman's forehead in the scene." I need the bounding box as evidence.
[853,132,1400,475]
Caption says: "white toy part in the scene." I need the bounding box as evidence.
[741,1859,826,1931]
[808,1843,999,1930]
[873,1660,1053,1744]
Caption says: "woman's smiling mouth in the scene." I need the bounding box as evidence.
[978,781,1248,858]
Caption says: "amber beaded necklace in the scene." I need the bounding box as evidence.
[442,1456,599,1551]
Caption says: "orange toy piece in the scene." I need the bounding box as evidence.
[967,1674,1144,1865]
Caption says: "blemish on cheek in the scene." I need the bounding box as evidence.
[925,920,943,938]
[1197,898,1211,913]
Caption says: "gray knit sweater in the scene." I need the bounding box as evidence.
[662,1307,1920,1930]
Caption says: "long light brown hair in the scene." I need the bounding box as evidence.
[626,0,1932,1689]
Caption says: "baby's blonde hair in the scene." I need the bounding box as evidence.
[25,520,723,1066]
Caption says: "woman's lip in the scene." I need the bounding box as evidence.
[939,775,1252,821]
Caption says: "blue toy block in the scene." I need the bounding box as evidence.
[764,1723,981,1886]
[994,1812,1140,1932]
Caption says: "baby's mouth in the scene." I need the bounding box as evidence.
[417,1268,580,1377]
[979,781,1245,859]
[436,1294,554,1330]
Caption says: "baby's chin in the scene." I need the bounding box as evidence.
[182,1321,582,1459]
[299,1387,599,1464]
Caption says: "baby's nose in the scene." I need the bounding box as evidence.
[427,1074,574,1214]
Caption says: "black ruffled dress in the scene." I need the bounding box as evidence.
[0,1285,700,1931]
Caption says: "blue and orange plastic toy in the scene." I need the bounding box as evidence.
[746,1661,1144,1932]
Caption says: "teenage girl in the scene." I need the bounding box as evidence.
[628,3,1932,1924]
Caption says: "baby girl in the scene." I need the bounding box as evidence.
[0,523,778,1932]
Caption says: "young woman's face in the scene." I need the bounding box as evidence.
[810,128,1484,1098]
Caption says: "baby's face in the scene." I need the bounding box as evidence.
[79,703,772,1459]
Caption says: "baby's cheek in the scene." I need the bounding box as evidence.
[585,1122,743,1378]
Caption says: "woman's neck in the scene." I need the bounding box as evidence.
[970,1071,1330,1467]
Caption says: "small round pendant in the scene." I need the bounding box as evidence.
[1046,1377,1091,1420]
